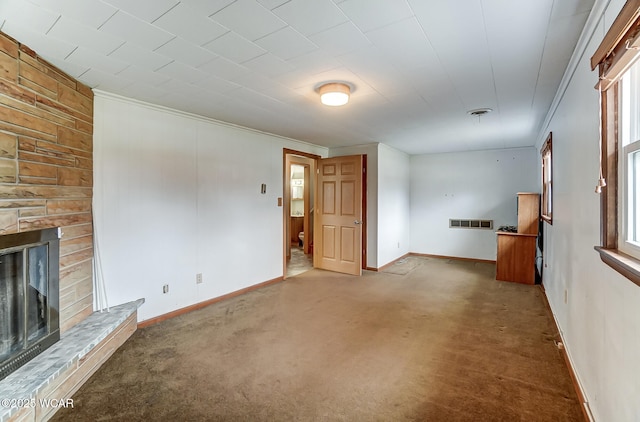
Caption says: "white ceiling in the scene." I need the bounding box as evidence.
[0,0,594,154]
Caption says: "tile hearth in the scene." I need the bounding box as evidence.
[0,299,143,422]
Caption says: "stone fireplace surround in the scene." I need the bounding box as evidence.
[0,31,142,421]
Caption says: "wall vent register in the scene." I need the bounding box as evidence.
[449,219,493,230]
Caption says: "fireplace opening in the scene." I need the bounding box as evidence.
[0,228,60,381]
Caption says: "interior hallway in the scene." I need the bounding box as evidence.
[286,246,314,278]
[53,257,582,421]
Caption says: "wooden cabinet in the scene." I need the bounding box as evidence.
[496,193,540,284]
[517,193,540,235]
[290,216,304,244]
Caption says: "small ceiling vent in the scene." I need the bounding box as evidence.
[467,108,492,117]
[449,219,493,230]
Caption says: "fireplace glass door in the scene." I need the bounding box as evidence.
[0,228,60,381]
[0,250,25,361]
[1,245,50,362]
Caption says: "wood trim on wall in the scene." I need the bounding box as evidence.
[591,0,640,70]
[283,148,321,160]
[601,86,618,249]
[410,253,497,265]
[372,253,497,272]
[138,276,284,328]
[541,133,553,224]
[361,154,367,269]
[538,284,594,422]
[283,148,320,277]
[370,253,411,272]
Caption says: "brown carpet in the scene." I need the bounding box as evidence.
[53,257,583,421]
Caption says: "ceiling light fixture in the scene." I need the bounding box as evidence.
[318,82,351,106]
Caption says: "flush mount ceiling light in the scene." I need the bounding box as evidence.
[467,108,493,117]
[318,82,351,106]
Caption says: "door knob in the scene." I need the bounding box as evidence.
[354,220,362,225]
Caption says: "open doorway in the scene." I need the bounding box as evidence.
[283,149,318,278]
[283,149,368,278]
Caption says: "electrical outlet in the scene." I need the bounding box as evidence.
[196,273,203,284]
[163,284,169,294]
[564,289,568,304]
[397,242,400,248]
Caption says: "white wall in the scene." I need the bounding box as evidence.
[93,92,327,322]
[377,143,411,267]
[410,148,537,261]
[537,0,640,420]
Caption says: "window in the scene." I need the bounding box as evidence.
[620,61,640,258]
[541,133,552,224]
[591,0,640,286]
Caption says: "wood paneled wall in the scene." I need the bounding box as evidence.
[0,31,94,332]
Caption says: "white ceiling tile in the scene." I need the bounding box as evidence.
[178,0,236,16]
[0,0,596,155]
[231,72,281,92]
[365,17,437,70]
[65,46,129,74]
[243,53,295,78]
[338,0,414,33]
[272,0,348,36]
[198,57,251,81]
[396,62,462,112]
[190,89,235,107]
[272,69,313,89]
[109,42,173,71]
[533,13,590,109]
[211,0,286,41]
[202,31,266,63]
[337,47,412,98]
[121,82,172,104]
[45,56,90,78]
[255,27,318,61]
[551,0,594,20]
[78,67,134,90]
[198,74,240,93]
[47,16,123,55]
[308,21,370,56]
[0,0,59,34]
[102,0,179,23]
[482,0,552,108]
[260,84,305,103]
[117,65,172,87]
[99,11,175,51]
[30,0,117,29]
[410,3,495,110]
[232,87,286,110]
[257,0,290,10]
[155,37,218,68]
[156,61,210,83]
[0,21,76,60]
[152,3,229,46]
[118,65,171,86]
[157,78,207,98]
[285,49,342,73]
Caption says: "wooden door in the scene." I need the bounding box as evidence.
[314,155,363,275]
